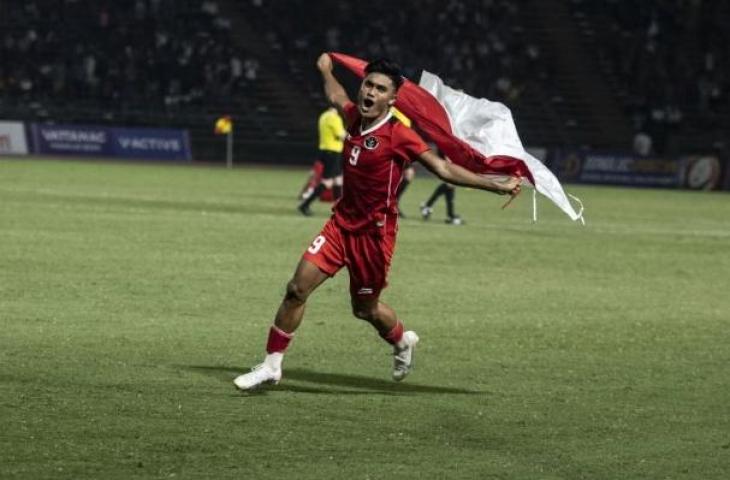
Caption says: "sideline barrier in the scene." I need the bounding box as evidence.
[553,150,726,191]
[29,123,191,162]
[0,121,29,155]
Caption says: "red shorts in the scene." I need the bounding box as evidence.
[302,217,396,298]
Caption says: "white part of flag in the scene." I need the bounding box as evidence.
[419,71,584,223]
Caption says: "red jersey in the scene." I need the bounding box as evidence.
[334,102,429,233]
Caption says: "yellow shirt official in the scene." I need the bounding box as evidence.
[318,108,345,152]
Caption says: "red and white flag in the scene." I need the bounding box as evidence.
[330,52,584,223]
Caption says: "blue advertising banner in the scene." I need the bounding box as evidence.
[31,123,191,161]
[31,124,113,156]
[553,150,684,188]
[112,127,191,161]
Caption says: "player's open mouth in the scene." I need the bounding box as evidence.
[361,98,374,111]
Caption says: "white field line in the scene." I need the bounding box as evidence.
[3,186,730,238]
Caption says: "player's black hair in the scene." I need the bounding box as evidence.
[365,58,404,91]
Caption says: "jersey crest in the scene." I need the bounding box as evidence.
[363,136,379,150]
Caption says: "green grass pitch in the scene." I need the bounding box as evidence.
[1,157,729,479]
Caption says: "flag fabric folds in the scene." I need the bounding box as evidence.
[329,52,584,223]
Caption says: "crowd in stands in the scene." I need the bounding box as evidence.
[572,0,729,153]
[2,0,726,154]
[0,0,259,116]
[243,0,546,107]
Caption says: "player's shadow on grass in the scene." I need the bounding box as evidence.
[183,365,481,396]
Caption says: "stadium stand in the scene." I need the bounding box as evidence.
[1,0,726,161]
[570,0,730,155]
[234,0,574,148]
[0,0,283,161]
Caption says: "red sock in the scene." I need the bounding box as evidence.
[266,325,293,353]
[381,321,404,345]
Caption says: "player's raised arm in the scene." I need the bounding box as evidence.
[417,149,522,196]
[317,53,351,115]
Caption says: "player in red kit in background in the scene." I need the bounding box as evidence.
[234,53,522,390]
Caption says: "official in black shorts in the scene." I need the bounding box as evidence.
[299,107,345,215]
[320,150,342,179]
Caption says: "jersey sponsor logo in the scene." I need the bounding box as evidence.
[363,136,379,150]
[357,287,374,295]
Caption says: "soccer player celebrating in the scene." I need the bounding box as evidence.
[234,53,521,390]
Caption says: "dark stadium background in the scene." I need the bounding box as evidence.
[1,0,728,179]
[3,2,730,479]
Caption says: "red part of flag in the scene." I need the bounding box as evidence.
[329,52,533,183]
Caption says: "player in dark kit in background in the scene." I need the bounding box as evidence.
[421,182,463,225]
[234,53,521,390]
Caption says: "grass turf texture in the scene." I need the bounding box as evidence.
[1,157,728,479]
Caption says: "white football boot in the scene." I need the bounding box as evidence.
[420,203,433,220]
[445,215,464,225]
[233,363,282,391]
[392,330,419,381]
